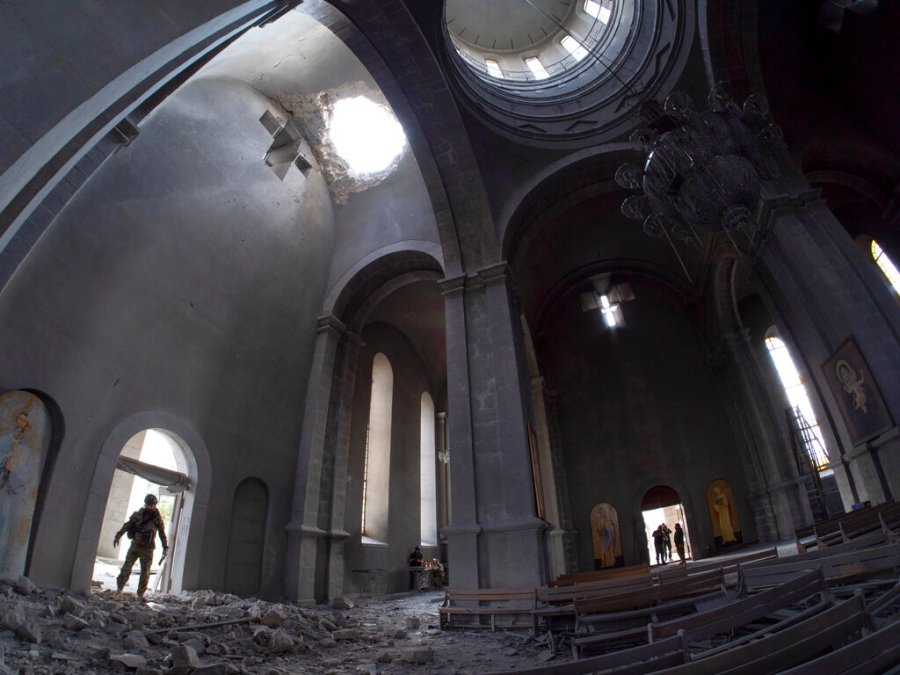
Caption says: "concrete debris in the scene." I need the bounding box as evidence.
[0,582,560,673]
[401,646,434,664]
[109,652,147,668]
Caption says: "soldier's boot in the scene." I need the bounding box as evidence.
[136,594,146,603]
[112,590,124,601]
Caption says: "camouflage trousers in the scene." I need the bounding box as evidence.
[116,545,154,596]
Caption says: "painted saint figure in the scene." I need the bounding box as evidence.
[711,485,736,543]
[836,359,868,414]
[590,503,622,568]
[0,391,51,577]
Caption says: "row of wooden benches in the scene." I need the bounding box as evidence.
[439,547,777,632]
[572,539,900,657]
[489,587,900,675]
[795,500,900,552]
[488,539,900,674]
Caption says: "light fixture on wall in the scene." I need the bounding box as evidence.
[615,85,784,281]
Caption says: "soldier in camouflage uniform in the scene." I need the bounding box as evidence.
[112,493,168,601]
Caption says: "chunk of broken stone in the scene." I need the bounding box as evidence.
[15,621,42,644]
[63,614,89,632]
[260,607,287,628]
[123,630,150,650]
[332,628,360,641]
[192,664,240,675]
[269,629,295,654]
[331,596,354,610]
[317,637,337,648]
[14,576,36,596]
[110,653,148,668]
[59,595,85,616]
[405,617,420,630]
[169,644,201,669]
[402,647,434,664]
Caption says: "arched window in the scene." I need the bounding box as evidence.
[764,334,830,471]
[361,353,393,544]
[420,392,437,547]
[871,240,900,295]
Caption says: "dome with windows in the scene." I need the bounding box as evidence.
[442,0,695,146]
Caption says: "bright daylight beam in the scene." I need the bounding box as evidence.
[329,97,406,175]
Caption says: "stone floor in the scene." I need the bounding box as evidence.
[0,578,560,674]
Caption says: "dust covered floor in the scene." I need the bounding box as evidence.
[0,576,564,674]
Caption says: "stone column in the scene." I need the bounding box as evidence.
[441,264,548,589]
[720,328,811,538]
[285,315,349,604]
[439,274,481,589]
[530,376,566,580]
[758,193,900,506]
[324,331,363,603]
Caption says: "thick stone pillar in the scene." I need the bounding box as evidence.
[324,331,363,603]
[286,315,353,604]
[530,376,566,580]
[440,264,548,589]
[758,193,900,506]
[720,328,811,539]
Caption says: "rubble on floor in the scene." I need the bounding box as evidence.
[0,576,563,674]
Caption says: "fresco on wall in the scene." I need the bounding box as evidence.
[0,391,51,576]
[822,337,893,446]
[590,503,623,568]
[706,479,741,546]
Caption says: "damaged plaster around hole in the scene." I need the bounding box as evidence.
[274,82,406,205]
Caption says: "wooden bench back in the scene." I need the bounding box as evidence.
[739,542,900,592]
[651,568,827,642]
[552,564,650,587]
[664,594,868,674]
[574,568,724,616]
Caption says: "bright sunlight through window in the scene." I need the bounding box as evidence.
[765,336,830,471]
[561,35,589,61]
[525,57,550,80]
[872,240,900,295]
[584,0,612,24]
[329,97,406,175]
[485,59,504,78]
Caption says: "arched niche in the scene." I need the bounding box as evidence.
[225,477,269,597]
[706,479,742,547]
[589,503,622,569]
[73,411,211,593]
[0,391,52,577]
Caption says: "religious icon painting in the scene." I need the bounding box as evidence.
[822,337,893,445]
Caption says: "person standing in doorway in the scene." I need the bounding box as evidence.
[673,523,686,564]
[113,493,168,602]
[652,526,666,565]
[662,523,672,562]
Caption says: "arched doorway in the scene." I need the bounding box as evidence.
[93,429,191,595]
[640,485,692,565]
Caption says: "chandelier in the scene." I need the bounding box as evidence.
[615,85,783,280]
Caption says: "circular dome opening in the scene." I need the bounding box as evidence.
[329,96,406,175]
[441,0,695,148]
[444,0,616,88]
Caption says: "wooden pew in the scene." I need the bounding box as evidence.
[484,633,687,675]
[655,547,777,583]
[440,587,537,632]
[574,567,726,616]
[738,542,900,592]
[795,501,899,552]
[533,575,656,633]
[649,568,828,643]
[553,564,650,587]
[780,615,900,675]
[657,594,868,674]
[571,569,827,657]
